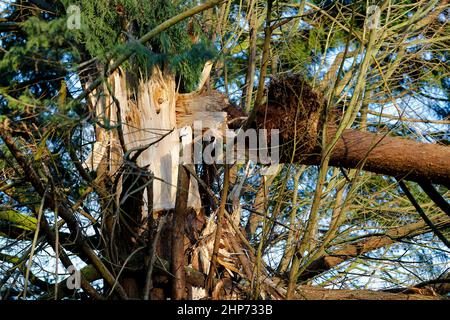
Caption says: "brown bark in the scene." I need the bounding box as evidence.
[293,286,443,300]
[254,75,450,187]
[298,214,450,281]
[188,80,450,187]
[321,129,450,188]
[171,165,190,300]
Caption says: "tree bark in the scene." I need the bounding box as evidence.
[298,214,450,281]
[320,129,450,188]
[79,67,450,300]
[172,165,190,300]
[292,286,443,300]
[255,76,450,187]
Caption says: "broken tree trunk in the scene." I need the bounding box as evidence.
[84,65,205,298]
[85,66,202,212]
[82,68,450,299]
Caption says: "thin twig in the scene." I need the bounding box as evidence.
[143,215,167,300]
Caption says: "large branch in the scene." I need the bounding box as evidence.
[298,214,450,281]
[293,286,443,300]
[258,76,450,187]
[182,76,450,187]
[320,129,450,188]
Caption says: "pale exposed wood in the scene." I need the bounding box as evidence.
[197,60,213,91]
[176,90,229,128]
[126,67,179,211]
[85,67,202,212]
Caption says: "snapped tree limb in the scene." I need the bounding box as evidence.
[183,75,450,187]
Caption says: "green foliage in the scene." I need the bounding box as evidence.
[0,210,37,231]
[60,0,216,91]
[0,17,66,70]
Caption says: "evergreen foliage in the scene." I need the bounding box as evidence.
[59,0,216,91]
